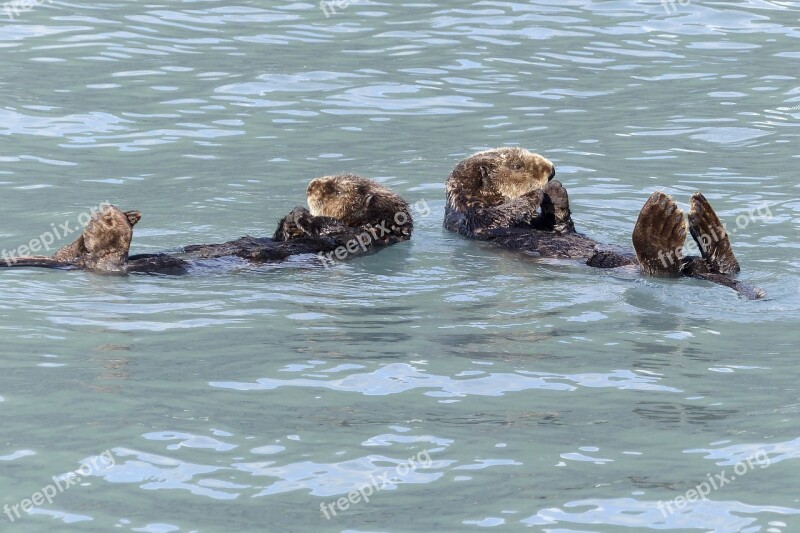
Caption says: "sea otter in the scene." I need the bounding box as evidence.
[1,174,412,273]
[0,204,186,273]
[181,174,412,264]
[444,147,765,299]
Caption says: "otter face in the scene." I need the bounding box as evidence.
[82,205,140,257]
[478,147,555,200]
[306,174,391,226]
[307,176,347,219]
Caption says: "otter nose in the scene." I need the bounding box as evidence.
[548,168,556,181]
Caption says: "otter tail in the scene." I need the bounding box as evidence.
[0,256,75,269]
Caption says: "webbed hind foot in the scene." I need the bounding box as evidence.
[632,191,686,276]
[688,192,740,275]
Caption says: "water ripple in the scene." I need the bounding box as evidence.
[211,363,680,397]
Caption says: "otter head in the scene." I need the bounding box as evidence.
[306,174,410,229]
[53,205,141,269]
[79,206,140,270]
[446,147,556,208]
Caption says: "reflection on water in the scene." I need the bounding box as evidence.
[210,363,681,397]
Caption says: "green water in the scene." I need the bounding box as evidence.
[1,1,799,531]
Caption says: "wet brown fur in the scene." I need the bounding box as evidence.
[445,148,559,237]
[185,174,413,261]
[445,147,555,210]
[1,205,153,272]
[444,148,764,299]
[51,207,142,271]
[302,174,412,242]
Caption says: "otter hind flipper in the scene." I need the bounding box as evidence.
[688,192,740,275]
[632,191,686,276]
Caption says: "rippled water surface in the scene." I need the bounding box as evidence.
[1,1,799,531]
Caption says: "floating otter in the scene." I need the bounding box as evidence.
[444,147,765,299]
[181,174,412,264]
[0,205,186,273]
[1,174,412,273]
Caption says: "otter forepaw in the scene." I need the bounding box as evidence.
[521,188,545,210]
[273,207,315,241]
[125,210,142,227]
[499,189,545,229]
[542,180,575,234]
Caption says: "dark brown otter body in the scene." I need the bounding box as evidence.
[181,174,412,265]
[444,148,764,299]
[2,174,412,274]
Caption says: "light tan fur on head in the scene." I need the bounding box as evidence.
[446,147,556,209]
[306,174,410,229]
[53,205,141,270]
[82,206,138,255]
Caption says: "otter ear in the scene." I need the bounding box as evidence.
[125,210,142,227]
[365,194,374,207]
